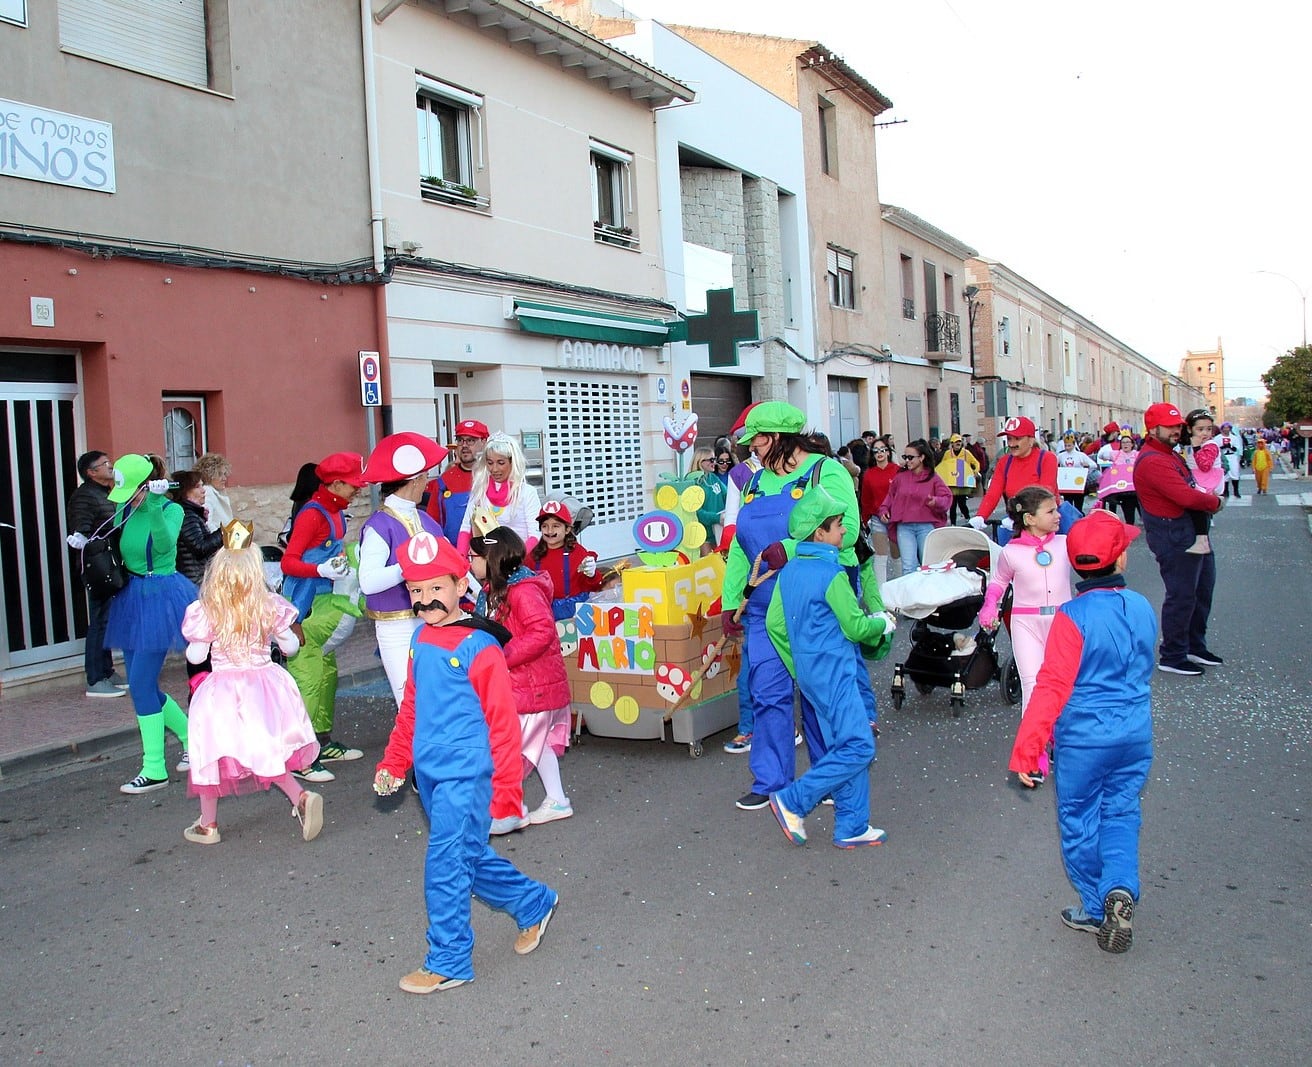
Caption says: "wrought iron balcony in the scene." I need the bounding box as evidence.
[924,311,962,360]
[902,297,915,320]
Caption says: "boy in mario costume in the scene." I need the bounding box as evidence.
[1009,510,1155,954]
[374,531,558,994]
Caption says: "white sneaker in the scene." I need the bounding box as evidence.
[528,797,573,825]
[490,813,530,835]
[175,751,190,773]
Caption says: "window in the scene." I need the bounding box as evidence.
[1063,340,1072,376]
[161,395,207,472]
[1000,316,1011,356]
[59,0,227,90]
[1208,381,1216,394]
[826,247,855,309]
[590,140,635,247]
[1045,333,1054,371]
[417,74,484,206]
[1,1,27,27]
[818,97,838,176]
[900,255,915,318]
[1207,361,1216,374]
[545,378,643,530]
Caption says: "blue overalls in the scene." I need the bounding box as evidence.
[737,466,825,796]
[281,501,344,619]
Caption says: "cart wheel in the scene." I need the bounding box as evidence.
[914,681,935,696]
[891,690,905,710]
[688,741,704,758]
[950,697,964,718]
[1003,658,1023,706]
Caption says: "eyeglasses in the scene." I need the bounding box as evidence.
[89,460,112,470]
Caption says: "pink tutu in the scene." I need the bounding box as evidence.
[520,704,571,778]
[182,598,319,798]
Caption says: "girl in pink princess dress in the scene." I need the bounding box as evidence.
[180,521,324,846]
[978,486,1074,783]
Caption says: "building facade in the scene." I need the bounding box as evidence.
[0,1,377,680]
[1179,342,1225,418]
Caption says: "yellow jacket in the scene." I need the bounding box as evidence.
[935,445,980,489]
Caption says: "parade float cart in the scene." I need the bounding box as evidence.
[560,415,740,756]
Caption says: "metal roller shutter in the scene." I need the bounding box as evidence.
[690,373,752,451]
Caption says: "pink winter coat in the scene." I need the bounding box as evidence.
[493,568,573,714]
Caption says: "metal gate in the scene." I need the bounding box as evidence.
[0,375,84,674]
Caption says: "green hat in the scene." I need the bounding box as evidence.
[736,400,806,444]
[107,454,153,503]
[788,485,845,541]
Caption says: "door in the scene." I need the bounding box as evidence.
[1,354,83,674]
[433,371,460,446]
[161,395,206,472]
[690,372,751,450]
[826,376,860,448]
[905,396,924,444]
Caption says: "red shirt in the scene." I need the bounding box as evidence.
[1133,437,1221,520]
[977,447,1061,520]
[859,463,899,523]
[280,485,351,579]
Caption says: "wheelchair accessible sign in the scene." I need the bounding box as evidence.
[359,351,381,407]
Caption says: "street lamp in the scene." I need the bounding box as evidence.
[1255,270,1310,350]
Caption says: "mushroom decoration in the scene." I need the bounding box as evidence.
[700,641,722,680]
[654,662,693,704]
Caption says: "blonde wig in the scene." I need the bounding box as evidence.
[469,432,527,511]
[198,542,281,656]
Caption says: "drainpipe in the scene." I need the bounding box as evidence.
[361,0,391,441]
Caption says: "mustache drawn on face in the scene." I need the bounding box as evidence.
[412,598,449,615]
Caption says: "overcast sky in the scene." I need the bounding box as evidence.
[627,0,1311,401]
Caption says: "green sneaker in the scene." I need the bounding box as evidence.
[293,760,335,783]
[319,739,363,762]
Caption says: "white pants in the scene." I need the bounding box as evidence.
[375,616,422,707]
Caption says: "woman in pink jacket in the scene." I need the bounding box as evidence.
[978,486,1073,781]
[471,527,574,826]
[878,439,952,574]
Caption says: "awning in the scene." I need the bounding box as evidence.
[513,300,672,346]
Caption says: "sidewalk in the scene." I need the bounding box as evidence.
[0,624,385,786]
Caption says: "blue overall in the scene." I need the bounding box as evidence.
[736,468,824,796]
[281,501,344,619]
[773,543,876,842]
[436,478,472,545]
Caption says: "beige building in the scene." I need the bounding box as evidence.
[662,28,901,448]
[966,259,1206,437]
[1179,342,1226,417]
[880,205,979,444]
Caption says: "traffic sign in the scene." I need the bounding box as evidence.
[359,350,381,408]
[1295,421,1312,439]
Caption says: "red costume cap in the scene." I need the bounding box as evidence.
[997,416,1036,438]
[454,419,490,440]
[1066,510,1140,569]
[315,452,367,488]
[1144,403,1185,430]
[363,432,447,483]
[397,531,467,583]
[537,499,573,527]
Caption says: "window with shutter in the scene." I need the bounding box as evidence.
[59,0,210,88]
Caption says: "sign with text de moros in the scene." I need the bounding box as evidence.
[0,97,115,193]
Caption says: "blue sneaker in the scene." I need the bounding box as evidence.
[723,734,752,754]
[1097,889,1135,953]
[834,826,887,849]
[1061,906,1100,933]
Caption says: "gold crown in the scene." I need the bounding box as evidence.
[222,518,254,552]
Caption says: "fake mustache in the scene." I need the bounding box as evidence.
[412,598,449,615]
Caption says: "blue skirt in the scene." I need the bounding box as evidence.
[106,572,198,653]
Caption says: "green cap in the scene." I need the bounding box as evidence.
[788,485,845,541]
[107,454,154,503]
[736,400,806,444]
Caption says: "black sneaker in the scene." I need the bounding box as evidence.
[1097,889,1135,953]
[1186,650,1223,667]
[1061,906,1100,933]
[1157,660,1204,676]
[120,774,169,795]
[735,791,770,811]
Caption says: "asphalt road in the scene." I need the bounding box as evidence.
[2,499,1309,1066]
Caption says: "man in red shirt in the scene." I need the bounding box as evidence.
[971,416,1060,527]
[425,419,488,543]
[1132,402,1222,676]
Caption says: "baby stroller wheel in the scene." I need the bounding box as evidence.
[891,689,905,710]
[1002,657,1023,706]
[914,680,935,696]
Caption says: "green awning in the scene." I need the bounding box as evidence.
[513,300,672,346]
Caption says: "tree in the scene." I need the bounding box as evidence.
[1261,346,1312,426]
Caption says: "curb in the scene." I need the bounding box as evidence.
[0,662,388,790]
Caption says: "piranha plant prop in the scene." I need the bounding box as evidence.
[661,410,698,478]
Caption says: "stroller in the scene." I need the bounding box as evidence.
[880,526,1022,717]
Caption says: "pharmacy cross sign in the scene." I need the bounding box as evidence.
[683,288,759,368]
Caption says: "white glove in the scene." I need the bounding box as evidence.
[66,532,88,550]
[1000,517,1014,531]
[185,640,211,665]
[579,557,597,578]
[875,610,897,634]
[275,628,301,656]
[147,479,170,495]
[968,516,987,532]
[316,556,350,580]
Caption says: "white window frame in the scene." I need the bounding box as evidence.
[590,139,635,246]
[416,74,485,204]
[58,0,209,88]
[826,247,855,309]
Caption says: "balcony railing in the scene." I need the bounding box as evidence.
[924,311,962,358]
[902,297,915,320]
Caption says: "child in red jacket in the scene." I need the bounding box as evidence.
[526,500,608,621]
[471,527,574,825]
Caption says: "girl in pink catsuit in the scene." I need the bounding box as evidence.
[978,486,1073,783]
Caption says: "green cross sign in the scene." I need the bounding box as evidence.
[680,288,759,368]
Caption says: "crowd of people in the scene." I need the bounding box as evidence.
[58,400,1295,988]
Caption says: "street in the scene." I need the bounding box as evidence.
[2,498,1309,1066]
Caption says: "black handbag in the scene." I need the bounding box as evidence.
[81,538,128,599]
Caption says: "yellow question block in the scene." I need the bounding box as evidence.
[621,553,725,625]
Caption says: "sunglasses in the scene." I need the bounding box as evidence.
[901,454,920,462]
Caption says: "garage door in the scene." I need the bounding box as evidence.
[690,373,752,451]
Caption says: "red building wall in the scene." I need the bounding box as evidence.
[2,242,381,485]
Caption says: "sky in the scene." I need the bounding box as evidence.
[625,0,1312,402]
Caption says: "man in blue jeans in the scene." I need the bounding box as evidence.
[1131,403,1222,676]
[65,450,127,698]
